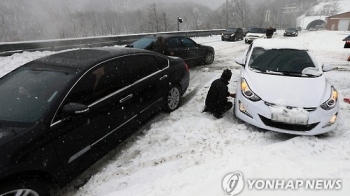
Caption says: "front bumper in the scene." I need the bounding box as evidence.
[245,36,264,42]
[284,32,297,36]
[234,93,339,135]
[222,35,234,40]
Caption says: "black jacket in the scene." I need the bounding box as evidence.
[266,28,274,37]
[152,40,166,54]
[205,77,230,109]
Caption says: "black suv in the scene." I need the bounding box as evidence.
[221,28,244,41]
[0,47,189,195]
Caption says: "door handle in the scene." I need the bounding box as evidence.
[159,75,168,81]
[120,94,133,103]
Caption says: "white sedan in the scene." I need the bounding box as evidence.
[234,39,339,135]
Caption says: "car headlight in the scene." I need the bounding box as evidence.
[241,78,261,102]
[320,86,338,110]
[231,34,235,36]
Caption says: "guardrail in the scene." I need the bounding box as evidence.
[0,29,224,56]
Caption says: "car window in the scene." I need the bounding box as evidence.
[0,67,74,123]
[167,38,181,48]
[181,37,197,47]
[121,55,160,83]
[155,56,169,70]
[250,28,266,33]
[132,37,156,49]
[248,48,316,74]
[67,59,130,105]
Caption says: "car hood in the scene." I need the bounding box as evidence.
[0,126,29,144]
[244,70,328,107]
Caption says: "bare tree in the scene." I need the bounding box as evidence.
[161,12,171,32]
[230,0,252,28]
[39,1,67,39]
[147,3,160,32]
[186,7,203,30]
[63,5,83,38]
[136,9,147,33]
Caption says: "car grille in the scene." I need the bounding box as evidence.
[259,115,319,131]
[264,102,317,112]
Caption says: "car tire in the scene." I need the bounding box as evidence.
[203,51,214,65]
[164,85,181,113]
[0,177,50,196]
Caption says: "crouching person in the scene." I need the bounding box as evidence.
[203,69,236,119]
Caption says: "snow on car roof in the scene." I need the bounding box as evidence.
[252,38,308,50]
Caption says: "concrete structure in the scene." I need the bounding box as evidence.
[326,11,350,31]
[297,15,327,30]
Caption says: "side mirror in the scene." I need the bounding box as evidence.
[235,56,245,66]
[62,103,89,115]
[322,64,333,72]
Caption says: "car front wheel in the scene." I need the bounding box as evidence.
[0,177,50,196]
[164,85,181,113]
[203,51,214,65]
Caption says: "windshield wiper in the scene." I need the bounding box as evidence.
[265,70,284,75]
[250,67,266,73]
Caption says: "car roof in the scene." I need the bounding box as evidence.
[252,39,308,51]
[144,34,186,39]
[28,47,154,70]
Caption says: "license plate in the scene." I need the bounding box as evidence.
[270,106,308,125]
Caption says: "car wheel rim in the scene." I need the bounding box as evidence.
[167,87,180,110]
[204,52,214,64]
[1,189,39,196]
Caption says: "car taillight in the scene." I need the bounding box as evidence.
[184,62,189,72]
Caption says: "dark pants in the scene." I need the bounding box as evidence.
[204,102,233,118]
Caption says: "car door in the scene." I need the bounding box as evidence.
[49,59,139,177]
[120,54,170,123]
[166,37,186,59]
[179,37,206,64]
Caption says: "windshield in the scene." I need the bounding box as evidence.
[250,28,266,33]
[248,47,317,76]
[226,28,237,32]
[131,37,156,49]
[0,68,74,123]
[287,28,296,31]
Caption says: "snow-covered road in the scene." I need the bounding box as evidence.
[1,30,350,196]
